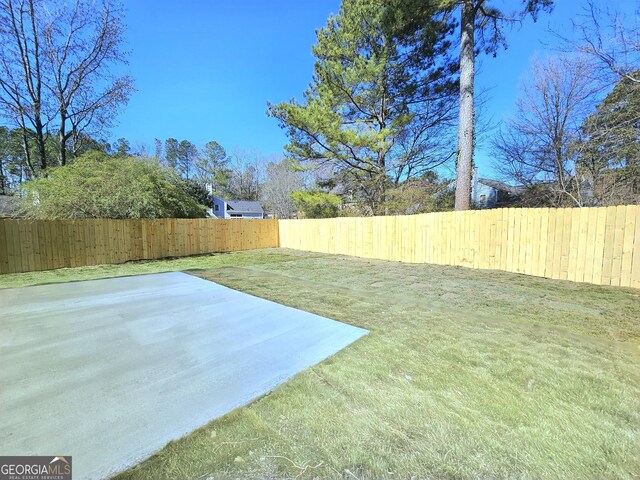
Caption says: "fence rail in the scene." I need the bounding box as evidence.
[279,206,640,288]
[0,218,279,275]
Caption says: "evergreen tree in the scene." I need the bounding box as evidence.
[177,140,198,179]
[577,72,640,204]
[113,138,131,157]
[164,138,180,170]
[269,0,458,214]
[196,140,231,194]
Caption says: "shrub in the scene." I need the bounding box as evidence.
[291,190,341,218]
[19,151,208,219]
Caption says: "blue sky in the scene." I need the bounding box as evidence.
[111,0,636,178]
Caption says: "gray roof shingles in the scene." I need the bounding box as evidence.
[478,178,525,195]
[226,200,264,214]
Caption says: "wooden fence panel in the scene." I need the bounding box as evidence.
[0,218,279,274]
[3,208,638,288]
[279,206,640,288]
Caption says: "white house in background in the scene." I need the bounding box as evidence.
[471,168,524,209]
[212,196,264,219]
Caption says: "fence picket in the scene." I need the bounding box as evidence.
[2,209,638,289]
[279,207,640,288]
[0,218,279,274]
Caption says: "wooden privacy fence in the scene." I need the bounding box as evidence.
[279,206,640,288]
[2,207,639,288]
[0,218,279,274]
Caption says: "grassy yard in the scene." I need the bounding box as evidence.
[2,249,639,479]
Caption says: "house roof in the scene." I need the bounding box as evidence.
[226,200,264,214]
[0,195,20,217]
[478,178,525,195]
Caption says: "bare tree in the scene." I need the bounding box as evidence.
[0,0,49,173]
[42,0,133,166]
[543,0,640,206]
[492,55,599,207]
[574,71,640,206]
[262,159,304,219]
[227,149,265,201]
[561,0,640,85]
[0,0,132,171]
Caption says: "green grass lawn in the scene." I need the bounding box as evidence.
[2,249,639,479]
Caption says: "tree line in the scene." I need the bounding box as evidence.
[491,0,640,207]
[2,126,353,219]
[2,131,311,219]
[268,0,557,214]
[0,0,133,174]
[1,0,637,219]
[269,0,638,212]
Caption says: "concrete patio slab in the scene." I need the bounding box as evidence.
[0,272,367,479]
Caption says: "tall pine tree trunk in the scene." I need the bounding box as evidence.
[455,0,476,211]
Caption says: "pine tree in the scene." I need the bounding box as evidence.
[269,0,457,214]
